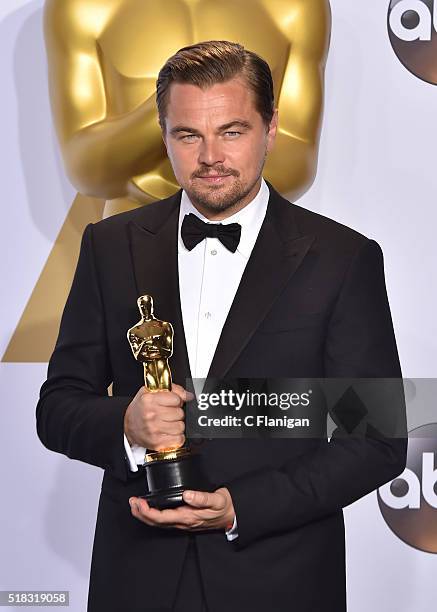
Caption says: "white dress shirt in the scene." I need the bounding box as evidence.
[123,176,270,540]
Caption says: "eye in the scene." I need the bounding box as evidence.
[180,134,199,142]
[224,131,241,138]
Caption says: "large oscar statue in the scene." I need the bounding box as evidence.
[4,0,331,363]
[127,294,210,509]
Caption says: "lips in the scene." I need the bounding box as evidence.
[197,174,231,182]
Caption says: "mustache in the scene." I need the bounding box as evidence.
[193,167,239,178]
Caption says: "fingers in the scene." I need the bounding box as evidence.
[171,383,195,404]
[142,392,185,442]
[139,384,194,405]
[128,384,193,450]
[148,390,183,407]
[145,407,185,449]
[182,490,224,511]
[157,419,185,436]
[128,490,231,533]
[129,497,205,529]
[159,406,185,422]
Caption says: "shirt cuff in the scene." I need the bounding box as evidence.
[225,515,239,541]
[123,434,147,472]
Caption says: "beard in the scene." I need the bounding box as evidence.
[184,154,266,215]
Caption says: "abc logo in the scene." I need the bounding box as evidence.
[388,0,437,84]
[377,423,437,553]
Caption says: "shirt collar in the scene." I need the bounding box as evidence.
[178,177,269,258]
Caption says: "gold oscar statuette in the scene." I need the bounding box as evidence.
[127,295,211,509]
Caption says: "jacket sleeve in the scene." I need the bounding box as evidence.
[224,239,408,549]
[36,223,136,483]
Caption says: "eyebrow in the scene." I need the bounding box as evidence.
[169,120,253,136]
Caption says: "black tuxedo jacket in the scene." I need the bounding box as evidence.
[36,180,407,612]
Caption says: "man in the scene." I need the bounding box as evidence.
[36,41,407,612]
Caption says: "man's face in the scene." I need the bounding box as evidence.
[162,76,278,218]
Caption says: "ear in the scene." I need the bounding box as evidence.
[266,108,278,152]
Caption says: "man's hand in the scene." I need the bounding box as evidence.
[128,487,236,532]
[124,383,193,450]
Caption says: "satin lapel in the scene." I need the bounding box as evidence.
[205,183,315,383]
[126,191,192,386]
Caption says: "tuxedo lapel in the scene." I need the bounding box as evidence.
[205,181,315,382]
[126,191,192,387]
[126,182,315,391]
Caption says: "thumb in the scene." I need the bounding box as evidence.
[172,383,195,403]
[183,490,216,508]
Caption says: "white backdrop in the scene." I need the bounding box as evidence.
[1,1,436,610]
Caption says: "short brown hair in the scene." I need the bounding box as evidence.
[156,40,275,130]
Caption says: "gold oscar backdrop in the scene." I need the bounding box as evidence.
[2,0,331,362]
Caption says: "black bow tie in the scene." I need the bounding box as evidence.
[181,213,242,253]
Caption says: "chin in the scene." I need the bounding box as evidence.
[188,183,248,212]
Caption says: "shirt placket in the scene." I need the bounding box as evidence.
[195,235,222,379]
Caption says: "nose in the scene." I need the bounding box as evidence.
[197,137,225,167]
